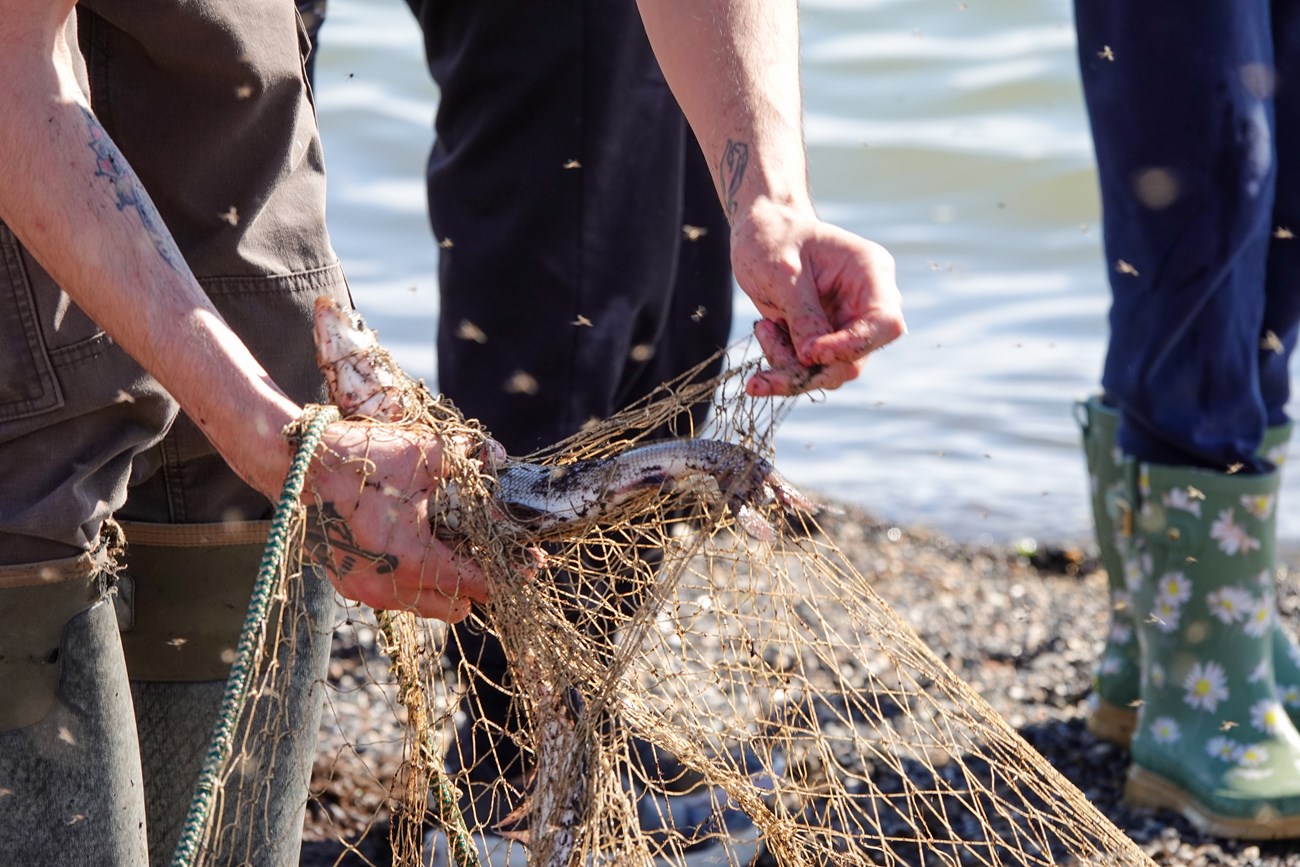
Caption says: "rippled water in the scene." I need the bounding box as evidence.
[313,0,1300,545]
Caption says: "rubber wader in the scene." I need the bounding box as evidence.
[0,535,150,866]
[1121,462,1300,838]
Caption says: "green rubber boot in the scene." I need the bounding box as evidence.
[1077,397,1141,745]
[1078,397,1300,746]
[1123,462,1300,838]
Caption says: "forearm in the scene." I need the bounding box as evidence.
[641,0,904,396]
[0,7,297,498]
[637,0,814,220]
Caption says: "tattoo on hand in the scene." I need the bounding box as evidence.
[307,502,399,576]
[721,139,750,217]
[81,107,186,274]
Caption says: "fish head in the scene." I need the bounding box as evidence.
[313,296,379,370]
[312,296,409,420]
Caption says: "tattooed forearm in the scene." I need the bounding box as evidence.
[720,139,750,218]
[307,501,400,576]
[81,107,187,274]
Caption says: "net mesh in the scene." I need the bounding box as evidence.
[186,335,1154,867]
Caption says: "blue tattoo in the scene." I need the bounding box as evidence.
[82,108,186,273]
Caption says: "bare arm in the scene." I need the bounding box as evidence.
[638,0,810,219]
[0,4,299,491]
[638,0,906,396]
[0,4,485,621]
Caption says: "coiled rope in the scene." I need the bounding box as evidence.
[169,405,338,867]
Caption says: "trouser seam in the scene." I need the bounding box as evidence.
[160,430,185,522]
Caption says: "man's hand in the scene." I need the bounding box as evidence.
[635,0,905,394]
[305,423,489,623]
[732,198,905,397]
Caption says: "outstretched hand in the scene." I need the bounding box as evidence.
[304,422,489,623]
[731,199,905,396]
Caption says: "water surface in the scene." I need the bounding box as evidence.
[313,0,1300,545]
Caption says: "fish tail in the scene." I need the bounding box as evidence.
[765,467,821,515]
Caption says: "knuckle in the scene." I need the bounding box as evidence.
[871,312,906,346]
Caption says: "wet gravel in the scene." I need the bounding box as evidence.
[301,504,1300,866]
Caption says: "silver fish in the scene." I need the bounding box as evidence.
[311,295,507,467]
[312,296,820,540]
[494,440,819,541]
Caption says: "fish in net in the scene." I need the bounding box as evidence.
[176,298,1155,866]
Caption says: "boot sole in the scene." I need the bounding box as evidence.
[1125,766,1300,840]
[1085,699,1136,748]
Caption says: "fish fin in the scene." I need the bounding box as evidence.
[734,503,776,541]
[767,471,823,515]
[494,800,531,841]
[494,827,531,845]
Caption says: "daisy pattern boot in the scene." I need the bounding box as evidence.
[1123,461,1300,838]
[1078,398,1300,746]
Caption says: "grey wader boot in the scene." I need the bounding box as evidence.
[1122,462,1300,838]
[118,522,334,866]
[1077,397,1300,746]
[0,535,150,866]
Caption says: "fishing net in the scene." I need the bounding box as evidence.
[176,330,1155,866]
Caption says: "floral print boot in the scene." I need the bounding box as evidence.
[1078,397,1300,747]
[1124,462,1300,838]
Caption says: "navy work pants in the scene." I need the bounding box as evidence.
[1076,1,1300,471]
[401,0,735,771]
[404,0,734,455]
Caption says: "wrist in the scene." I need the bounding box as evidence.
[728,190,816,232]
[193,389,300,502]
[710,125,813,224]
[279,406,347,505]
[728,195,818,258]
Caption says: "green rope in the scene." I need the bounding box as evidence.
[169,404,338,867]
[432,761,481,867]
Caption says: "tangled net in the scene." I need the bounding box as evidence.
[183,339,1155,866]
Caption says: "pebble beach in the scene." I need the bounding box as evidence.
[300,503,1300,866]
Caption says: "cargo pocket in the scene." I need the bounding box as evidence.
[0,224,63,422]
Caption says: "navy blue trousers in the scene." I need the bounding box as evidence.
[401,0,734,757]
[405,0,733,455]
[1076,1,1300,471]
